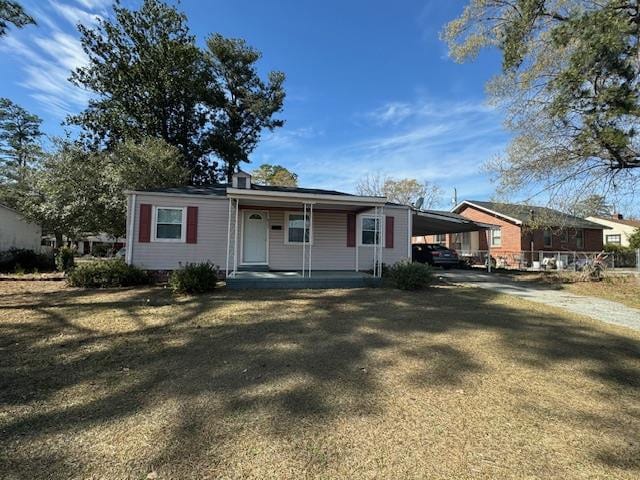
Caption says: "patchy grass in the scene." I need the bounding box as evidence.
[506,271,640,309]
[1,281,639,479]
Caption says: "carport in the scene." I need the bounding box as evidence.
[411,209,499,271]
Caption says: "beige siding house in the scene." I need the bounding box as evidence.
[0,203,41,252]
[125,172,412,283]
[586,215,640,247]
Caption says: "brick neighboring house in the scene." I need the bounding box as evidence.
[423,200,607,256]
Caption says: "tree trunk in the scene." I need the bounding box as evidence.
[54,232,63,251]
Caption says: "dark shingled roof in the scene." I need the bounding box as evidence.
[140,183,365,197]
[463,200,607,229]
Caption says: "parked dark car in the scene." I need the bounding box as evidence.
[412,243,459,269]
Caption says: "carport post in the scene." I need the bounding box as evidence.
[487,228,492,273]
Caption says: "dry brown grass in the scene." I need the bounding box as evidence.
[1,281,639,479]
[507,271,640,309]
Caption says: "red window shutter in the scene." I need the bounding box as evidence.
[186,206,198,244]
[139,204,151,243]
[385,216,394,248]
[347,213,356,247]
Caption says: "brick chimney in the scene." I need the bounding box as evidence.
[612,213,623,220]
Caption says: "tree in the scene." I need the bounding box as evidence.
[100,138,189,237]
[205,34,285,180]
[68,0,218,183]
[21,141,102,246]
[0,1,35,37]
[21,138,188,243]
[251,164,297,186]
[628,228,640,249]
[443,1,640,207]
[569,195,612,218]
[0,98,43,208]
[356,173,442,208]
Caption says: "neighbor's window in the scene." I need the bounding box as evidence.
[360,216,381,245]
[434,233,446,244]
[286,213,311,244]
[606,234,621,245]
[543,229,552,247]
[490,228,501,247]
[576,229,584,249]
[155,207,184,241]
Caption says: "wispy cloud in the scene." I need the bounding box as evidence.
[0,0,108,119]
[253,97,509,205]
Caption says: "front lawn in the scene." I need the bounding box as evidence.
[1,282,639,479]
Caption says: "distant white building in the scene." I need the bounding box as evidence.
[586,214,640,247]
[0,203,42,252]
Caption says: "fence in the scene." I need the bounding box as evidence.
[456,249,640,272]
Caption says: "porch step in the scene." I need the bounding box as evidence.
[236,265,270,272]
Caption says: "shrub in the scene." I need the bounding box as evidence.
[55,246,75,272]
[169,262,218,294]
[0,248,55,273]
[389,261,433,290]
[67,259,149,288]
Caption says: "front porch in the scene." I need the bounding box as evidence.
[226,270,381,289]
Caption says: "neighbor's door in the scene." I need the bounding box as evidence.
[242,211,268,264]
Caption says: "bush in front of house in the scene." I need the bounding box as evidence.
[389,260,434,290]
[0,248,55,273]
[169,262,219,294]
[55,246,75,272]
[67,259,149,288]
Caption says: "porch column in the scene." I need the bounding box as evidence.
[308,203,313,277]
[302,203,307,277]
[233,199,239,276]
[487,228,492,273]
[225,197,232,277]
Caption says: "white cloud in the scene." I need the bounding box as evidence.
[49,2,102,27]
[1,1,106,118]
[253,97,509,204]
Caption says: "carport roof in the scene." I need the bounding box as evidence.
[412,209,498,235]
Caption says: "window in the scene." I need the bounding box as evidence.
[360,216,381,246]
[606,234,622,245]
[543,229,552,247]
[154,207,185,241]
[490,228,501,247]
[562,229,569,243]
[237,177,247,189]
[286,213,311,244]
[576,229,584,249]
[434,233,446,244]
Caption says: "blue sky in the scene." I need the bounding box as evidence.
[0,0,508,208]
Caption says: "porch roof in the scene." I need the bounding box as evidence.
[412,209,498,235]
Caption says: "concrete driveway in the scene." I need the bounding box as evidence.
[438,270,640,331]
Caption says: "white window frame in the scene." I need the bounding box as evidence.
[152,206,186,243]
[606,234,621,245]
[358,214,384,247]
[284,211,313,245]
[490,228,502,247]
[543,229,552,248]
[434,233,446,244]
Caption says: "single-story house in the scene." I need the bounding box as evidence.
[43,234,126,255]
[421,200,608,269]
[0,203,41,252]
[586,214,640,247]
[125,172,492,288]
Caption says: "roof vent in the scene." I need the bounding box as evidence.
[613,213,623,220]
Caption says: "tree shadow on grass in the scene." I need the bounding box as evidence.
[0,284,638,477]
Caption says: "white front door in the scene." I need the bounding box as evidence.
[242,211,268,264]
